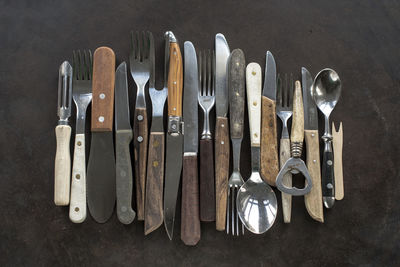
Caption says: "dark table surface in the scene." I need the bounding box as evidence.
[1,0,399,266]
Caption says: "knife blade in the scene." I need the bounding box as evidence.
[214,33,230,231]
[87,47,116,223]
[302,67,324,223]
[163,32,183,240]
[115,62,135,224]
[261,51,279,186]
[181,41,200,245]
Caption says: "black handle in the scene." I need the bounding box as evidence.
[322,150,335,198]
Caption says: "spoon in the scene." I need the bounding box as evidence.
[237,63,277,234]
[312,68,342,208]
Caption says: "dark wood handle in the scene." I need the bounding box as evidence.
[91,47,115,132]
[215,117,229,231]
[145,132,165,234]
[199,139,215,222]
[133,107,148,220]
[260,96,279,186]
[181,154,201,246]
[167,42,183,116]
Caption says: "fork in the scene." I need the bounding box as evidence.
[226,49,246,235]
[69,50,92,223]
[130,31,151,220]
[198,50,216,222]
[276,73,294,223]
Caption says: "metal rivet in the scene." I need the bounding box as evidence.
[153,161,159,167]
[221,124,224,128]
[236,62,239,66]
[99,93,105,99]
[173,51,177,55]
[252,71,256,76]
[253,101,257,106]
[121,206,127,212]
[173,107,176,111]
[254,133,258,138]
[137,136,143,142]
[221,141,224,145]
[76,174,80,179]
[327,160,333,165]
[311,133,315,137]
[173,81,177,85]
[98,116,104,123]
[313,159,317,163]
[75,207,79,212]
[137,115,143,121]
[327,183,333,189]
[77,141,82,146]
[153,140,159,147]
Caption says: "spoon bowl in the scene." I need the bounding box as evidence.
[312,68,342,116]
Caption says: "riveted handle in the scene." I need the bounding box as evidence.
[291,81,304,145]
[246,63,262,147]
[167,42,183,117]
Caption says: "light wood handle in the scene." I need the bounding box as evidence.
[69,134,87,222]
[291,81,304,144]
[145,132,165,235]
[304,130,324,222]
[332,122,344,200]
[91,47,116,132]
[280,138,292,223]
[167,42,183,116]
[215,117,229,231]
[199,139,215,222]
[260,96,279,186]
[246,63,261,147]
[54,125,71,206]
[133,107,148,221]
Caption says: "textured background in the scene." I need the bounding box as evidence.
[1,0,399,266]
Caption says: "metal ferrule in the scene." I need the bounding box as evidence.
[58,118,69,125]
[291,141,303,158]
[231,138,242,172]
[250,146,260,172]
[165,31,177,43]
[168,116,183,136]
[322,134,333,152]
[201,110,212,140]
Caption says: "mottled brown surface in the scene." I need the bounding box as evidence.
[199,139,215,222]
[1,0,399,266]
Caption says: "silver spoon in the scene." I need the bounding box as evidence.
[237,63,277,234]
[312,68,342,208]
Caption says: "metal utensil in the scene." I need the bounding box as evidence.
[87,47,116,223]
[302,67,324,223]
[276,81,313,196]
[181,41,200,246]
[237,63,277,234]
[115,62,135,224]
[276,73,293,223]
[226,49,245,236]
[145,32,168,235]
[130,31,152,220]
[214,33,230,231]
[198,50,216,222]
[54,61,73,206]
[312,68,342,208]
[69,50,92,223]
[163,31,184,240]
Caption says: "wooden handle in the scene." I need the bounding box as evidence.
[215,117,229,231]
[260,96,279,186]
[116,129,135,225]
[167,42,183,116]
[199,139,215,221]
[246,63,261,147]
[304,130,324,222]
[280,138,292,223]
[145,132,165,235]
[181,154,201,245]
[54,125,71,206]
[133,107,148,220]
[291,81,304,143]
[228,49,246,139]
[69,134,87,222]
[332,122,344,200]
[91,47,116,132]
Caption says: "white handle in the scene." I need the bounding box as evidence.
[69,134,87,223]
[246,63,262,146]
[54,125,71,206]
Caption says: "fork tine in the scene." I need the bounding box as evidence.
[198,51,202,97]
[212,50,215,96]
[130,31,135,61]
[136,31,141,60]
[141,31,146,61]
[276,73,282,107]
[202,51,206,96]
[88,50,93,80]
[72,50,77,80]
[231,187,235,235]
[207,50,211,96]
[148,31,155,88]
[226,187,230,233]
[289,73,294,108]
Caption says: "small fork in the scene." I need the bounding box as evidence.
[69,50,92,223]
[276,73,294,223]
[129,31,151,220]
[198,50,216,221]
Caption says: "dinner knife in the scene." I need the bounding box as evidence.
[115,62,135,224]
[87,47,116,223]
[164,32,183,240]
[181,41,200,246]
[54,61,72,206]
[302,67,324,223]
[261,51,279,186]
[214,33,230,231]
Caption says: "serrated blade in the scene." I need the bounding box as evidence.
[262,51,276,100]
[215,33,230,117]
[302,67,318,130]
[115,62,131,131]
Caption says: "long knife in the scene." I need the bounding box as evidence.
[261,51,279,186]
[115,62,135,224]
[163,32,183,240]
[87,47,116,223]
[214,33,230,231]
[302,67,324,223]
[181,41,200,245]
